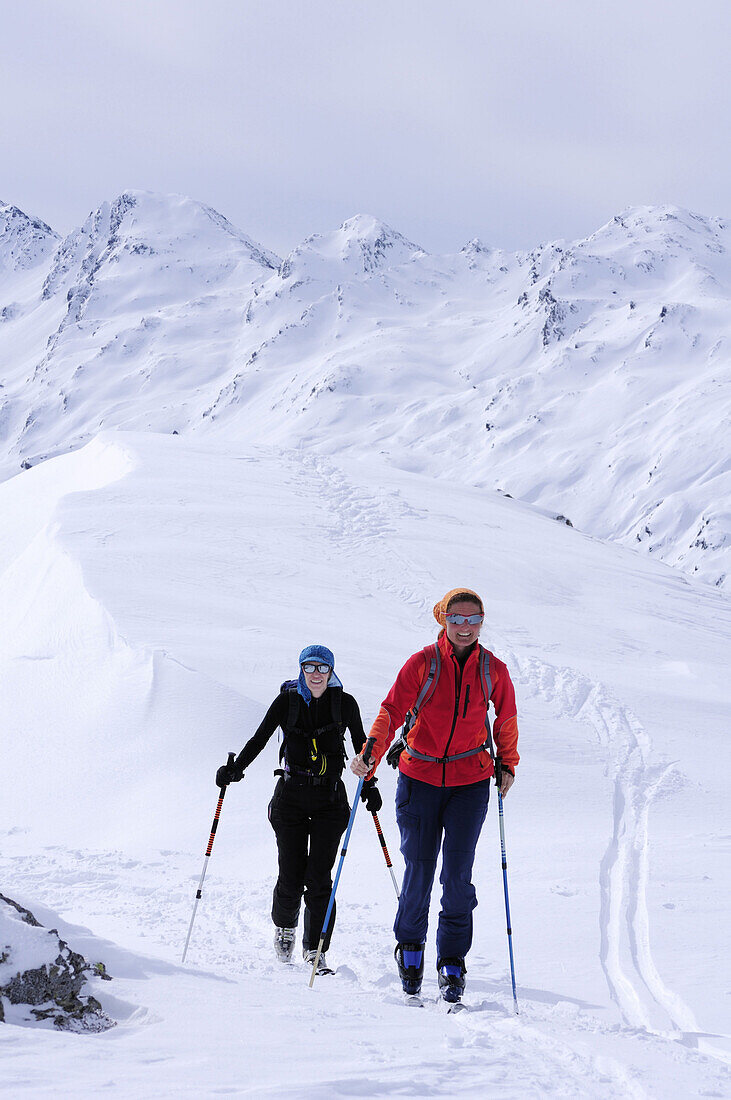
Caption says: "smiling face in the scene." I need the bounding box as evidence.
[302,664,331,698]
[444,599,484,654]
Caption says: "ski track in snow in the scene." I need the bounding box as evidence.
[299,454,706,1041]
[0,848,639,1099]
[2,447,729,1097]
[290,451,437,615]
[2,841,722,1099]
[277,454,728,1081]
[505,657,699,1035]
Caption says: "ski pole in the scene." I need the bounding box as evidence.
[181,753,235,964]
[496,776,519,1015]
[309,736,375,987]
[371,811,400,898]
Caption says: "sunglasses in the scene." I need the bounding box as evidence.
[444,613,484,625]
[301,662,332,675]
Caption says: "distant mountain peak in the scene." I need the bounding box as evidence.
[589,204,727,253]
[338,213,421,247]
[97,190,281,268]
[280,213,422,282]
[461,237,491,254]
[41,190,280,305]
[0,201,59,275]
[76,190,281,268]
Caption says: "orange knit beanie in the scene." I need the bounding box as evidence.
[432,588,484,629]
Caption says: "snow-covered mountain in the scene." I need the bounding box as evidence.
[0,201,58,277]
[1,194,729,1097]
[0,191,728,587]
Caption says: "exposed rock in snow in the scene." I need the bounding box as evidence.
[278,213,422,284]
[0,894,114,1031]
[42,189,280,313]
[0,202,59,279]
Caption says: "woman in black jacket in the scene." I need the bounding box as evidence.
[216,643,380,974]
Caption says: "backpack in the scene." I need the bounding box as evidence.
[385,644,496,768]
[278,681,346,776]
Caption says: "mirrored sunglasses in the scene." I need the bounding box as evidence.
[444,613,484,625]
[301,662,331,674]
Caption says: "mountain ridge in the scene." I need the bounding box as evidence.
[0,191,728,588]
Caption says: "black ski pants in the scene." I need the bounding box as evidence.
[268,775,350,951]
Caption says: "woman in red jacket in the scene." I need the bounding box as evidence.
[352,588,519,1004]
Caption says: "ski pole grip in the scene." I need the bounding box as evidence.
[224,751,236,789]
[363,736,376,768]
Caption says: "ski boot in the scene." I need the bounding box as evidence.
[437,957,466,1004]
[395,942,425,996]
[303,948,334,976]
[273,926,296,963]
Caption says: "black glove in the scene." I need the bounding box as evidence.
[360,779,382,813]
[216,757,243,789]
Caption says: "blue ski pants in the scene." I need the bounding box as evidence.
[394,772,490,961]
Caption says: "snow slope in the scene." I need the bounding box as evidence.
[1,432,728,1097]
[0,194,728,587]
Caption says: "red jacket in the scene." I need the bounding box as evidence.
[369,632,520,787]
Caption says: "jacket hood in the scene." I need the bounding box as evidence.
[297,643,342,702]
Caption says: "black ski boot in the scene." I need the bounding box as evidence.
[395,942,425,996]
[437,957,466,1004]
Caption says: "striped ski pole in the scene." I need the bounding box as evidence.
[309,737,375,987]
[181,753,235,964]
[371,811,400,898]
[497,786,519,1014]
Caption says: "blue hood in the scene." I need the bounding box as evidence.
[297,643,343,703]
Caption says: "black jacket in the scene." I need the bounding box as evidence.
[235,687,366,778]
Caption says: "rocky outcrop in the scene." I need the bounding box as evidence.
[0,893,114,1031]
[0,201,59,275]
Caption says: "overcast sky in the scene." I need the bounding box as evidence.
[2,0,729,256]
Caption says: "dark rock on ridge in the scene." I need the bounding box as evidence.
[0,893,115,1031]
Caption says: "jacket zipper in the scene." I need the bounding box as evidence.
[462,685,470,719]
[442,660,463,787]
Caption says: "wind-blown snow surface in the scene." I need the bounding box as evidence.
[1,433,729,1097]
[1,192,729,588]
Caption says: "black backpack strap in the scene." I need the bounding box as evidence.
[330,686,342,726]
[278,682,347,778]
[277,681,301,765]
[279,680,301,731]
[287,689,299,731]
[329,687,345,757]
